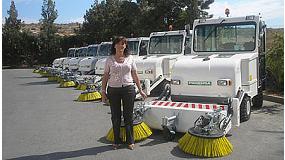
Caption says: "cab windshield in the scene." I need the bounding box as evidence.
[139,40,149,56]
[149,35,184,54]
[194,22,256,52]
[87,46,98,56]
[98,44,111,56]
[67,49,76,57]
[128,41,139,55]
[78,48,87,57]
[74,49,80,57]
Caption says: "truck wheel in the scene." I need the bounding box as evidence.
[162,126,175,141]
[240,96,251,123]
[252,92,263,109]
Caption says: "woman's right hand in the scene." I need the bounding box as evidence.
[101,91,107,103]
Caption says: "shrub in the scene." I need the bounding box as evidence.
[266,33,284,92]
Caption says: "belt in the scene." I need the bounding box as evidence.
[109,85,134,88]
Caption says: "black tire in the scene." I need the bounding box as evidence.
[240,95,251,123]
[252,92,263,109]
[162,127,175,141]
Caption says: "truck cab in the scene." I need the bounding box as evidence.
[68,47,88,72]
[136,30,192,95]
[127,37,150,57]
[171,15,266,124]
[78,44,99,75]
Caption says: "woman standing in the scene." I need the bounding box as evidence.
[101,36,147,150]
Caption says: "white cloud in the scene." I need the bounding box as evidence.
[206,0,284,27]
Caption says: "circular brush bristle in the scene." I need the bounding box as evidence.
[178,132,233,157]
[106,122,152,142]
[77,91,102,102]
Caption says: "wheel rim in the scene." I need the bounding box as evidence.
[246,100,251,115]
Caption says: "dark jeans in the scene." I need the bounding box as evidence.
[107,85,136,145]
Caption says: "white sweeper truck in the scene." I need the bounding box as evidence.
[135,15,266,157]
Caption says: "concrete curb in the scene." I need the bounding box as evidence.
[263,94,284,104]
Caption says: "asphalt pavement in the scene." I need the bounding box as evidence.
[3,69,284,160]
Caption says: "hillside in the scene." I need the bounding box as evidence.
[21,23,81,36]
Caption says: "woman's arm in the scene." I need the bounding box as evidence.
[102,57,110,102]
[101,72,109,93]
[101,72,109,102]
[131,70,147,99]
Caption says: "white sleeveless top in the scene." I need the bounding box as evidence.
[104,55,137,87]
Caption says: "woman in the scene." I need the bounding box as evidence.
[101,36,147,150]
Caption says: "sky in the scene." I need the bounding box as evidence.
[2,0,284,28]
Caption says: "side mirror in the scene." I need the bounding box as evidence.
[257,39,261,47]
[185,24,191,35]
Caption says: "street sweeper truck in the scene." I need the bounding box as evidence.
[94,37,149,75]
[77,44,99,75]
[62,48,77,70]
[76,42,112,101]
[135,15,266,157]
[77,42,112,76]
[52,47,77,69]
[75,43,102,91]
[68,46,88,72]
[135,29,192,96]
[58,47,88,87]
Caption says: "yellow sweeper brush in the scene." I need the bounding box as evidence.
[76,83,87,90]
[40,70,50,77]
[76,84,101,102]
[59,80,76,88]
[178,109,233,157]
[178,128,233,157]
[33,69,40,73]
[106,121,152,142]
[47,76,57,81]
[77,90,101,101]
[106,106,152,142]
[57,77,63,83]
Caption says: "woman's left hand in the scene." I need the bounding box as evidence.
[139,90,147,100]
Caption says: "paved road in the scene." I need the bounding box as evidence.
[3,69,284,160]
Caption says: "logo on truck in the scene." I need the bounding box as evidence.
[188,81,212,86]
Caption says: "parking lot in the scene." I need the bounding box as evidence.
[3,69,284,160]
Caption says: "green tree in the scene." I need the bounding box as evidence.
[3,0,22,67]
[40,0,58,37]
[81,0,121,43]
[81,0,214,41]
[178,0,214,29]
[3,0,21,31]
[39,0,61,65]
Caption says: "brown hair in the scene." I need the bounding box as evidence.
[110,36,129,56]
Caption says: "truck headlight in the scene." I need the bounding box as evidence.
[217,79,231,86]
[171,79,181,85]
